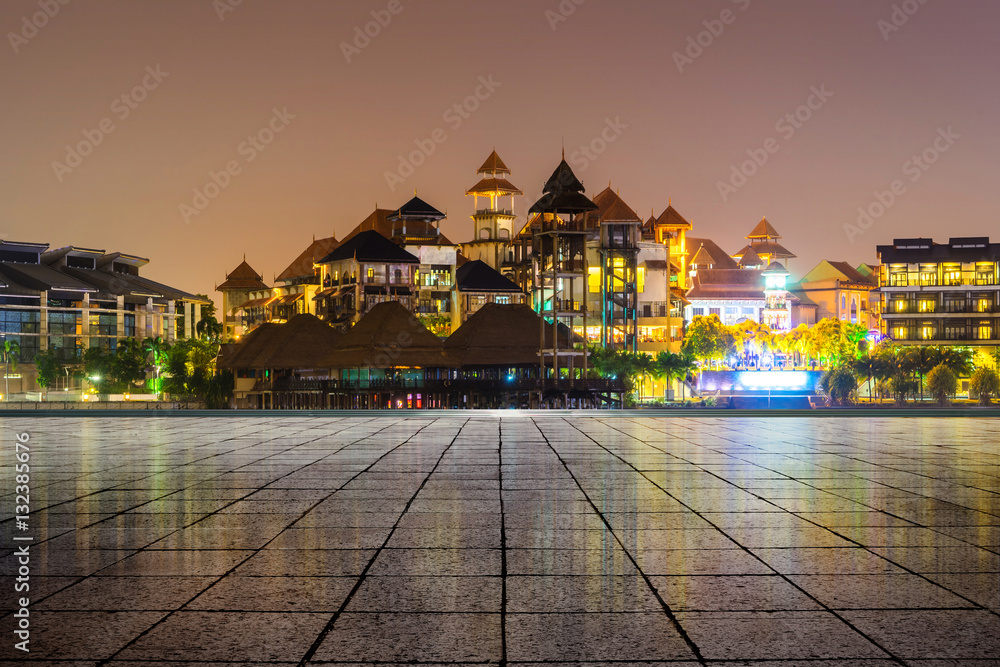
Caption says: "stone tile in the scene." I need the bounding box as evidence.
[265,526,390,550]
[233,548,374,577]
[788,574,974,609]
[347,575,500,612]
[187,575,356,611]
[386,527,501,549]
[117,611,329,661]
[507,575,661,612]
[634,548,774,576]
[506,612,695,661]
[368,548,500,576]
[34,576,216,610]
[0,611,166,661]
[99,549,255,576]
[752,548,906,575]
[313,612,502,662]
[842,610,1000,659]
[870,546,1000,573]
[506,547,639,576]
[924,572,1000,611]
[676,611,888,661]
[650,575,823,611]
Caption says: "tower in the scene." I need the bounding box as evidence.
[464,150,523,271]
[528,156,598,380]
[762,261,791,331]
[734,217,796,269]
[591,188,641,352]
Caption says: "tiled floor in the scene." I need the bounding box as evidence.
[1,415,999,665]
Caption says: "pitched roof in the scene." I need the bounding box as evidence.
[466,178,523,196]
[827,261,876,285]
[217,322,284,370]
[738,246,763,268]
[319,230,420,265]
[736,241,797,260]
[690,245,716,267]
[261,314,342,369]
[591,187,642,224]
[276,236,339,283]
[542,158,585,194]
[686,238,740,270]
[763,261,789,275]
[390,196,446,221]
[341,208,396,243]
[217,260,269,291]
[686,269,766,300]
[478,150,511,175]
[456,260,523,293]
[747,217,782,240]
[0,262,98,293]
[323,302,456,368]
[655,204,693,230]
[444,303,572,367]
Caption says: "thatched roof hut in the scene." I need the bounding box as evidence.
[444,303,577,367]
[323,302,456,369]
[217,315,340,371]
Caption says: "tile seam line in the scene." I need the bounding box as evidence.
[498,418,508,667]
[296,417,472,667]
[557,416,908,666]
[89,417,424,666]
[591,417,1000,614]
[530,417,708,666]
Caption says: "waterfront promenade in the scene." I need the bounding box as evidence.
[2,414,999,664]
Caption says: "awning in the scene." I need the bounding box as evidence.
[277,293,303,305]
[313,287,336,300]
[240,296,276,309]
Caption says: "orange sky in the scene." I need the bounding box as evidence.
[3,0,999,309]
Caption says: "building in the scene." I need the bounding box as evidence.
[455,259,527,321]
[1,239,209,393]
[462,150,522,271]
[876,237,999,349]
[217,259,270,338]
[797,260,878,328]
[733,217,797,269]
[528,157,598,378]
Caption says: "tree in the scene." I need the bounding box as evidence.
[929,346,973,378]
[163,338,221,399]
[82,339,147,394]
[970,368,999,406]
[927,364,958,407]
[142,336,170,394]
[682,315,735,368]
[33,349,65,395]
[633,353,656,402]
[1,339,21,400]
[889,374,920,407]
[821,365,857,406]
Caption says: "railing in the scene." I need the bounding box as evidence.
[267,377,627,393]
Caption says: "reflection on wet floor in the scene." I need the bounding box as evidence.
[1,415,998,664]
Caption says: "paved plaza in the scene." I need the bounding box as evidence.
[2,415,1000,665]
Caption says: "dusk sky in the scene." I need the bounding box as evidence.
[3,0,999,306]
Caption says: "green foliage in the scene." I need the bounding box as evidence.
[33,349,65,390]
[682,315,735,367]
[162,338,220,398]
[927,364,958,406]
[205,369,235,409]
[889,374,920,407]
[82,339,148,393]
[820,366,857,406]
[970,367,1000,406]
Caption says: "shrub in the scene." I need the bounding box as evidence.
[821,366,857,406]
[970,367,1000,406]
[889,375,919,407]
[927,364,958,406]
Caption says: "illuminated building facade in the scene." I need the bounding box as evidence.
[877,237,1000,349]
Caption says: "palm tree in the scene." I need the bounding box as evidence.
[633,353,656,403]
[1,339,21,400]
[851,355,879,402]
[901,346,935,401]
[142,336,169,394]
